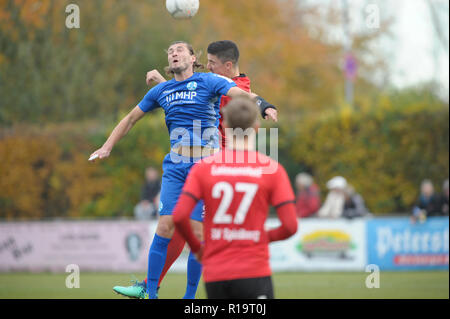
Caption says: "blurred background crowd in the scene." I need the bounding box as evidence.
[294,172,449,221]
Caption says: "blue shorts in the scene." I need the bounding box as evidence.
[158,152,204,222]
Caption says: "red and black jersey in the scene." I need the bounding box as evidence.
[219,74,251,149]
[173,149,296,283]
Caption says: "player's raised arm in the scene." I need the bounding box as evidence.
[89,106,146,161]
[225,86,278,122]
[146,69,167,86]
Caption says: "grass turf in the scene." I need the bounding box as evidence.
[0,271,447,299]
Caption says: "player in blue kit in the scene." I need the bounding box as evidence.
[89,41,276,299]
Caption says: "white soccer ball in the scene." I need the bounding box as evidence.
[166,0,199,19]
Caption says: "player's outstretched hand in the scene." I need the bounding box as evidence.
[88,147,111,162]
[264,108,278,122]
[146,69,167,86]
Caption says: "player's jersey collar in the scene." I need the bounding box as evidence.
[172,72,199,83]
[233,73,247,79]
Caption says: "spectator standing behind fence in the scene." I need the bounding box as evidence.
[295,173,321,218]
[317,176,347,219]
[134,167,161,220]
[411,179,442,223]
[342,184,370,219]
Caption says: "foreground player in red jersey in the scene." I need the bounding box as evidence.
[173,97,298,299]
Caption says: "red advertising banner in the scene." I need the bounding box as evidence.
[0,221,152,272]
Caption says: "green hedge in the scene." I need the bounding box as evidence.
[285,88,449,214]
[1,88,448,219]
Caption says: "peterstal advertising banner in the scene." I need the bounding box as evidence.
[267,218,367,271]
[0,221,151,272]
[366,217,449,270]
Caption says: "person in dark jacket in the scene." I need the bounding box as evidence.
[438,179,449,216]
[134,167,161,220]
[411,179,442,223]
[342,184,370,219]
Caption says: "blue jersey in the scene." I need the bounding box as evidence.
[139,72,236,149]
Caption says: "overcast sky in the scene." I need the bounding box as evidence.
[304,0,449,99]
[388,0,449,97]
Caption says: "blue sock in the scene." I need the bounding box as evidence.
[183,251,202,299]
[146,234,171,299]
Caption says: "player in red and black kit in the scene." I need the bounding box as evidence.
[173,97,298,299]
[207,40,277,148]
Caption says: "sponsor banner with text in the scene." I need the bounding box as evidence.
[0,221,151,272]
[366,217,449,270]
[2,217,447,273]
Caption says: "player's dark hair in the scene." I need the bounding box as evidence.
[165,41,204,75]
[207,40,240,65]
[222,97,259,132]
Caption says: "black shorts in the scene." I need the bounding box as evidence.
[205,276,274,299]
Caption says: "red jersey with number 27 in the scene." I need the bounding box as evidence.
[180,149,295,283]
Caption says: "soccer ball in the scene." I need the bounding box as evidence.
[166,0,199,19]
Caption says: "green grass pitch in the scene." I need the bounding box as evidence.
[0,271,448,299]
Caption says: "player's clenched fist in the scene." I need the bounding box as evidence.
[146,69,167,86]
[264,107,278,122]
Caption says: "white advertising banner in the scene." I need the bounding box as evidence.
[0,221,151,272]
[0,219,367,273]
[267,218,367,271]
